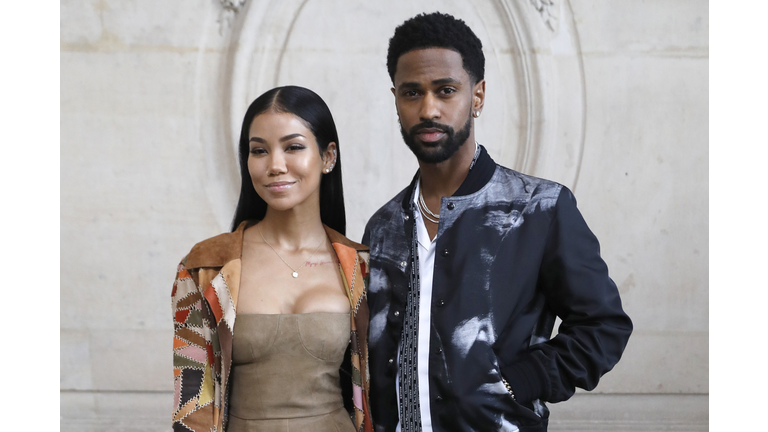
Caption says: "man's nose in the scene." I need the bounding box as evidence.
[419,92,440,121]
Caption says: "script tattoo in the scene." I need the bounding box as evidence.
[303,260,335,268]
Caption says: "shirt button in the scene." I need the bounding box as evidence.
[441,249,449,257]
[437,347,443,354]
[404,214,410,221]
[447,202,455,210]
[438,299,445,306]
[435,395,443,402]
[394,311,400,317]
[388,358,394,364]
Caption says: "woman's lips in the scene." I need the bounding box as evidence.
[265,181,296,191]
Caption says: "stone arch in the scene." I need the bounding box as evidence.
[196,0,586,236]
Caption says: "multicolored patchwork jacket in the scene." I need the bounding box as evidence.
[362,146,633,432]
[171,221,373,432]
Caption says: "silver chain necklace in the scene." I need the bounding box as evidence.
[257,224,326,278]
[417,141,481,224]
[418,187,440,223]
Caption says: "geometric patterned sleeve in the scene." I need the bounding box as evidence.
[171,261,219,432]
[351,250,374,432]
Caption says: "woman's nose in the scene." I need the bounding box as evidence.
[267,152,287,175]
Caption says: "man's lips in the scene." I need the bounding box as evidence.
[414,128,447,143]
[265,181,296,191]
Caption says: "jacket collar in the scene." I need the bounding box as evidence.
[184,220,367,270]
[400,144,497,211]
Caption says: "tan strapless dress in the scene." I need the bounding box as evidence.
[227,313,355,432]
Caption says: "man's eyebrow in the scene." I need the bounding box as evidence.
[398,77,461,89]
[249,133,306,143]
[399,81,422,90]
[432,77,461,86]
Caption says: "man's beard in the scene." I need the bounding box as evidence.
[400,113,472,164]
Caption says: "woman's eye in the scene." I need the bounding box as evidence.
[287,144,306,152]
[249,148,266,155]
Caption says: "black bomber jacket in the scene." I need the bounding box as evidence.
[362,146,632,432]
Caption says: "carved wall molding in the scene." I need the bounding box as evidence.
[219,0,246,10]
[216,0,247,34]
[530,0,559,32]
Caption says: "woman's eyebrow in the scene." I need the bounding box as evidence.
[249,133,305,143]
[279,133,305,142]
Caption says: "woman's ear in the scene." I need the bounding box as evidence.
[323,142,337,173]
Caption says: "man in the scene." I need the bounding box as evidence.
[362,12,632,432]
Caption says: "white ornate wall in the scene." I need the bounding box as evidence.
[61,0,708,430]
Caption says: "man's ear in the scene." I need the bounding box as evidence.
[391,87,399,119]
[473,80,486,116]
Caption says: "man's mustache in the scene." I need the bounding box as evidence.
[408,120,453,136]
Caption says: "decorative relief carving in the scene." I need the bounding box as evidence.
[220,0,246,10]
[530,0,558,32]
[217,0,247,34]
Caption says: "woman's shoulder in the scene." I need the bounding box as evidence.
[183,223,248,270]
[323,225,369,253]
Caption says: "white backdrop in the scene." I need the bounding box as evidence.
[61,0,708,430]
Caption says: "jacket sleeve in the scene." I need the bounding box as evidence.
[500,187,633,404]
[361,224,371,247]
[171,260,214,430]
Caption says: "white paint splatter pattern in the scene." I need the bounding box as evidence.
[451,315,497,358]
[479,247,495,267]
[438,168,562,235]
[484,209,524,234]
[367,267,387,294]
[498,417,521,431]
[521,187,560,215]
[478,380,508,395]
[368,302,389,345]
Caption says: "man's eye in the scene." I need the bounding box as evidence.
[404,90,419,97]
[441,87,457,95]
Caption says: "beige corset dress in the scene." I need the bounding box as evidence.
[227,312,356,432]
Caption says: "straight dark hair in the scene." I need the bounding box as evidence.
[231,86,346,235]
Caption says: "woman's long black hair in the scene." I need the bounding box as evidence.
[231,86,346,235]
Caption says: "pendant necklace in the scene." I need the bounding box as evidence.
[258,224,326,278]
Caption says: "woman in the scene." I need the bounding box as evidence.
[171,86,372,432]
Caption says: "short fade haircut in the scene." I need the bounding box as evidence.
[387,12,485,84]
